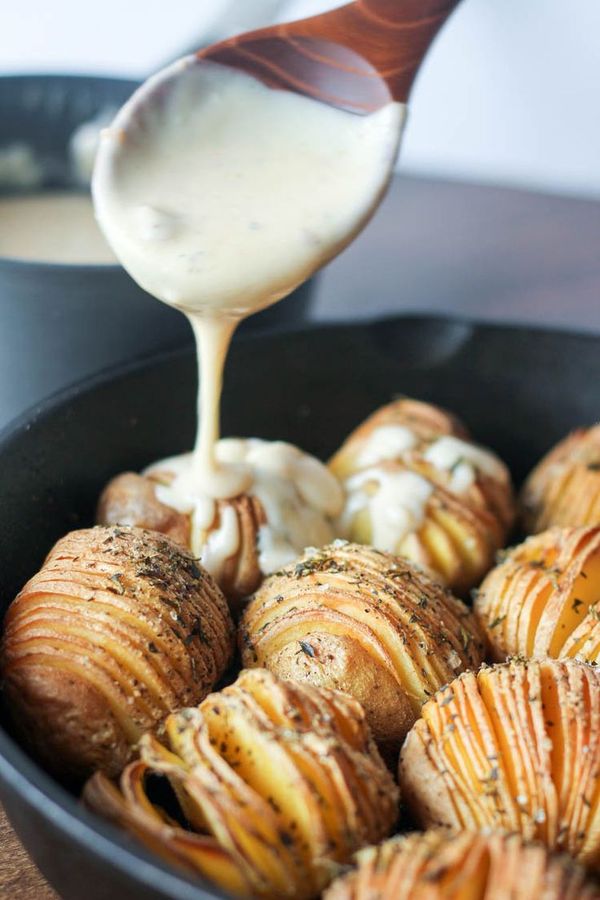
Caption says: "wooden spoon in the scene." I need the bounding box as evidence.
[199,0,461,114]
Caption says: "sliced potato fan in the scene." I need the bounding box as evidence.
[324,830,599,900]
[0,526,234,780]
[476,525,600,663]
[399,658,600,870]
[522,425,600,533]
[84,668,398,900]
[240,541,485,757]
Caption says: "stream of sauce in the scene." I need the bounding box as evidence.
[93,56,405,574]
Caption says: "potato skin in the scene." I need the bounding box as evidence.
[0,526,234,780]
[522,426,600,533]
[84,668,398,900]
[240,542,485,758]
[97,472,192,547]
[399,658,600,870]
[475,525,600,663]
[324,830,599,900]
[330,398,515,596]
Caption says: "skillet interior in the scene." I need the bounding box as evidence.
[0,314,598,899]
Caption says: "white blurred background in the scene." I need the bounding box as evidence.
[2,0,599,198]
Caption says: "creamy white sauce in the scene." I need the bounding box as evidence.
[356,425,418,467]
[93,58,404,503]
[94,58,404,321]
[145,439,343,577]
[424,435,507,486]
[339,429,508,551]
[0,192,116,264]
[201,504,240,576]
[0,109,119,264]
[341,468,433,552]
[70,107,117,186]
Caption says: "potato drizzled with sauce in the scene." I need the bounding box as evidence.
[98,439,344,609]
[330,399,515,595]
[147,439,343,573]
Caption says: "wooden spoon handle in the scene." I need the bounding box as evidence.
[289,0,461,100]
[200,0,461,112]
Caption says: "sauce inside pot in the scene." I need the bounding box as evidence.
[0,192,116,265]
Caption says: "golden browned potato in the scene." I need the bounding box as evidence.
[84,668,398,900]
[239,542,485,758]
[399,658,600,870]
[329,398,515,596]
[324,831,599,900]
[97,472,193,548]
[522,426,600,533]
[0,526,234,780]
[475,526,600,663]
[98,440,344,611]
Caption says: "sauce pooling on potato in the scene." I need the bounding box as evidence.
[338,425,510,551]
[145,439,343,578]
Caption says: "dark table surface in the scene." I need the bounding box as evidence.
[313,174,600,331]
[2,173,600,899]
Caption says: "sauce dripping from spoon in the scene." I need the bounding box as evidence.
[93,56,405,505]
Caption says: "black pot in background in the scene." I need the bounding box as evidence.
[0,74,313,428]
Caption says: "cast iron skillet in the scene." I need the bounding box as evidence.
[0,314,598,899]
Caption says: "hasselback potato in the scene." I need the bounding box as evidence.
[324,831,599,900]
[240,541,485,756]
[84,668,398,899]
[98,439,343,610]
[329,398,515,595]
[522,425,600,533]
[399,658,600,869]
[0,526,234,780]
[475,526,600,663]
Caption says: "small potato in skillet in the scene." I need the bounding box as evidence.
[0,525,234,780]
